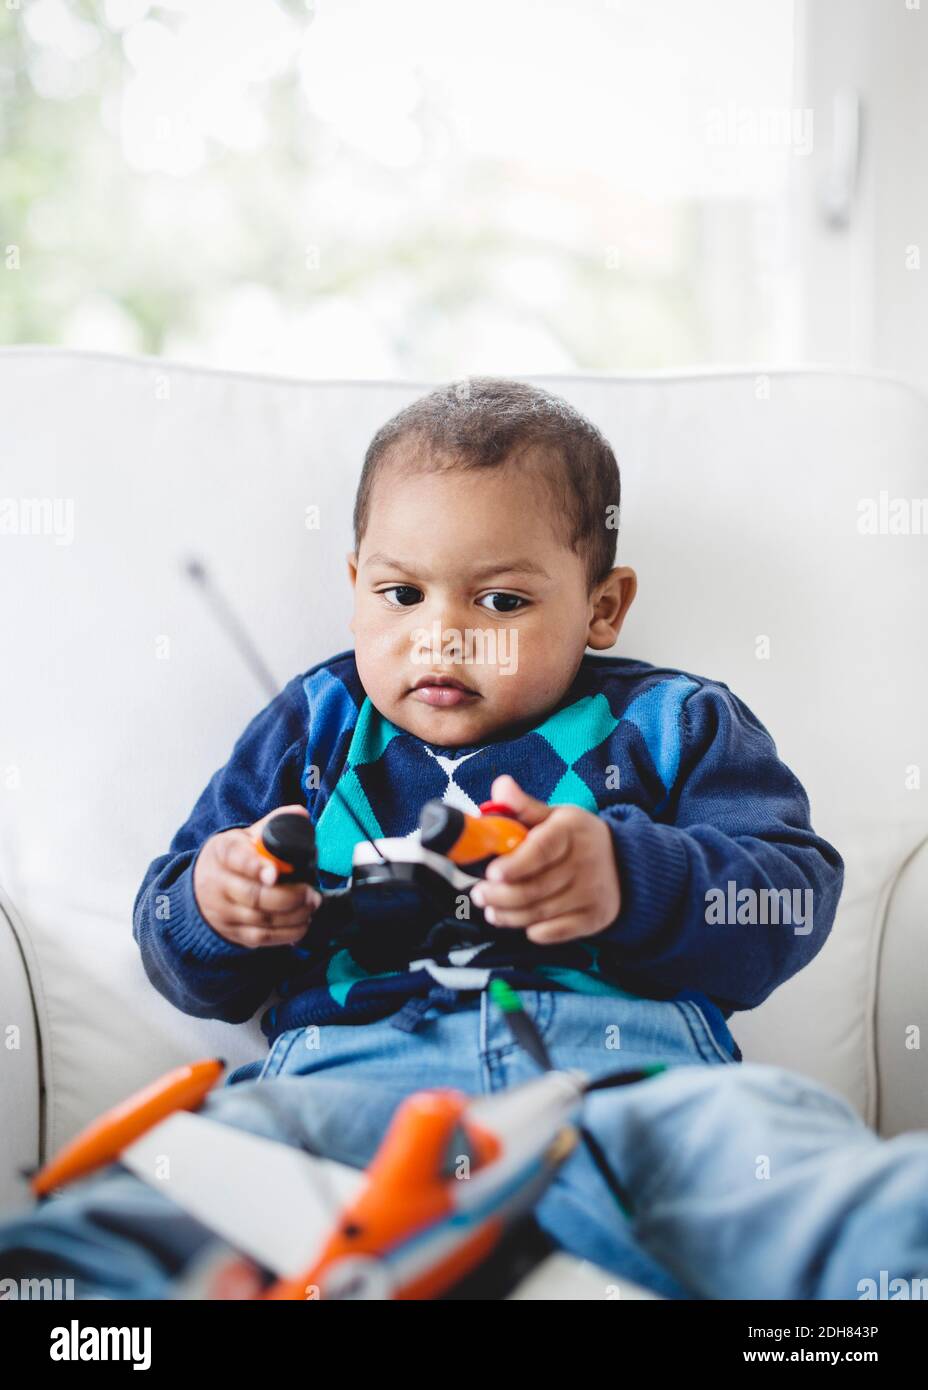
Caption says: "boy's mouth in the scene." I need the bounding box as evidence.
[408,673,480,708]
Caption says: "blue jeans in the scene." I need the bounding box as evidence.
[0,988,925,1299]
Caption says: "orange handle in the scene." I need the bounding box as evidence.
[446,813,527,867]
[31,1057,225,1197]
[252,837,296,876]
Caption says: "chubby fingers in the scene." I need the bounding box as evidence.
[490,774,553,828]
[221,917,316,948]
[220,829,284,886]
[217,829,321,917]
[524,914,600,945]
[471,860,576,925]
[245,805,312,885]
[482,812,572,886]
[221,886,319,922]
[470,812,579,926]
[469,807,621,943]
[220,827,314,890]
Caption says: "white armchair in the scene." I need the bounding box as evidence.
[1,349,926,1227]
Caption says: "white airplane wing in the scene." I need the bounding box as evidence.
[507,1252,660,1300]
[119,1111,366,1277]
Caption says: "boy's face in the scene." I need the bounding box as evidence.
[346,448,635,747]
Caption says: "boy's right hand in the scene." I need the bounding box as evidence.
[192,805,323,949]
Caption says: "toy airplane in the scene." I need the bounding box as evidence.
[26,979,665,1300]
[124,1065,589,1299]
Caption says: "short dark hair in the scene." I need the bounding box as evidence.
[353,377,620,591]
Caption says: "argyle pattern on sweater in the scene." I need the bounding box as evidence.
[133,648,844,1050]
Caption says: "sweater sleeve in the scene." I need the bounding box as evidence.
[132,674,310,1024]
[594,680,844,1012]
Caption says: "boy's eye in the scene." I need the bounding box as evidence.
[476,592,527,614]
[380,585,423,607]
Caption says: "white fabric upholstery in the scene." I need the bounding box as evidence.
[1,348,926,1217]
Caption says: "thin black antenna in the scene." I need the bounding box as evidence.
[330,780,388,863]
[181,553,388,865]
[183,556,280,701]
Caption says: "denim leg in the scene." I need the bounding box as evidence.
[477,988,738,1299]
[0,1170,220,1300]
[582,1062,928,1300]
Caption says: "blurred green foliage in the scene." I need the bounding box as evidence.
[0,1,744,375]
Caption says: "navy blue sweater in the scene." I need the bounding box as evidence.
[133,649,844,1049]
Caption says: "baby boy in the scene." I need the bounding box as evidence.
[134,377,842,1047]
[127,377,845,1294]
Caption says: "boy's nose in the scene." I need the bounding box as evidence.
[406,602,475,654]
[403,616,481,689]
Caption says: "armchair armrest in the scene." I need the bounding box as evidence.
[0,883,43,1215]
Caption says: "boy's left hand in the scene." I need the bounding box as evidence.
[469,775,621,944]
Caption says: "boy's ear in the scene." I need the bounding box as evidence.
[587,565,637,651]
[346,552,358,636]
